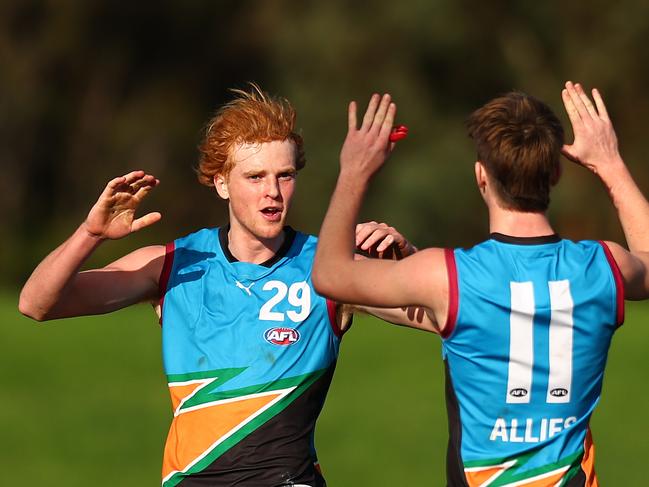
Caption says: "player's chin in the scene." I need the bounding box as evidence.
[257,219,286,239]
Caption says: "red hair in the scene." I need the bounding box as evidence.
[197,83,305,186]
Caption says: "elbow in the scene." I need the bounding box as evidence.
[312,263,338,300]
[18,292,49,322]
[311,264,326,294]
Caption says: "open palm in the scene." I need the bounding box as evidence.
[84,170,161,240]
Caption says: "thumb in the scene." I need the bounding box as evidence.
[131,212,162,233]
[560,144,580,164]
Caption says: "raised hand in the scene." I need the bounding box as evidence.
[561,81,622,174]
[84,170,161,240]
[355,221,417,259]
[340,93,397,179]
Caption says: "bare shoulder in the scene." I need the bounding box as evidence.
[399,247,448,283]
[600,240,632,270]
[600,239,649,298]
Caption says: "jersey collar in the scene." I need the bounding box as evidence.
[490,232,561,245]
[218,225,297,267]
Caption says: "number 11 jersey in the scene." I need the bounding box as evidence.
[443,233,623,487]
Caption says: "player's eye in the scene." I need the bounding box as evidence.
[279,172,296,181]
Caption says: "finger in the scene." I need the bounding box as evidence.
[133,181,158,201]
[122,170,147,185]
[103,176,127,198]
[360,94,381,131]
[360,229,392,251]
[379,103,397,141]
[565,81,591,122]
[348,101,358,131]
[560,144,580,164]
[592,88,610,121]
[131,174,158,192]
[355,221,380,246]
[562,86,582,129]
[376,234,396,253]
[112,171,149,195]
[131,212,162,232]
[370,94,392,133]
[575,83,598,118]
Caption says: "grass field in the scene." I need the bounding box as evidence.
[2,289,648,486]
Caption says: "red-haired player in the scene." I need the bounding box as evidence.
[19,84,417,486]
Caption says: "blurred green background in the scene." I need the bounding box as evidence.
[4,0,649,485]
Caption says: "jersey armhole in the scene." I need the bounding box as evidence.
[441,248,459,339]
[598,240,625,327]
[326,299,345,338]
[158,241,176,327]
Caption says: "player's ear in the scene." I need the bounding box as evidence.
[475,161,488,195]
[214,174,229,200]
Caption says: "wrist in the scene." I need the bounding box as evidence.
[595,156,629,190]
[80,221,107,242]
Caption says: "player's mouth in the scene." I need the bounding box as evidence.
[260,206,283,222]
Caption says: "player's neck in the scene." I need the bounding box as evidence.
[488,206,555,238]
[226,224,286,264]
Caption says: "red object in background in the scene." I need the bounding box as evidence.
[389,125,408,142]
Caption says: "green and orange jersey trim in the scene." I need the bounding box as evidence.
[161,367,326,487]
[463,428,598,487]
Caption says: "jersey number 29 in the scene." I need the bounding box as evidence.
[259,280,311,323]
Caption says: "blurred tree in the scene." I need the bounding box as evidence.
[3,0,649,286]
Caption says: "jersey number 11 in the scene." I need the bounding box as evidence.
[507,280,573,405]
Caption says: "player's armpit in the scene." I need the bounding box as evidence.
[603,240,649,300]
[335,303,354,333]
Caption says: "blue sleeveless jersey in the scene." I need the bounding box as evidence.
[442,235,623,486]
[158,227,341,487]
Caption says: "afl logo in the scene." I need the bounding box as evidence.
[509,388,528,398]
[550,388,569,397]
[264,327,301,346]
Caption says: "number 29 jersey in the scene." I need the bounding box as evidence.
[158,227,342,487]
[442,234,624,487]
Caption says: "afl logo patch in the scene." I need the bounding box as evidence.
[509,388,528,398]
[264,327,301,346]
[550,388,569,397]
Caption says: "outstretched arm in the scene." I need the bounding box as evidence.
[562,81,649,299]
[313,94,449,328]
[19,170,164,320]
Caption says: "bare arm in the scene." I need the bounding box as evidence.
[350,304,440,333]
[313,94,449,329]
[349,223,437,333]
[562,82,649,299]
[19,170,163,320]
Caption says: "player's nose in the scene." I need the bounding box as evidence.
[266,177,281,199]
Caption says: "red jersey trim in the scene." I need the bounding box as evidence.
[326,299,344,338]
[442,248,459,339]
[598,240,625,327]
[158,241,176,327]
